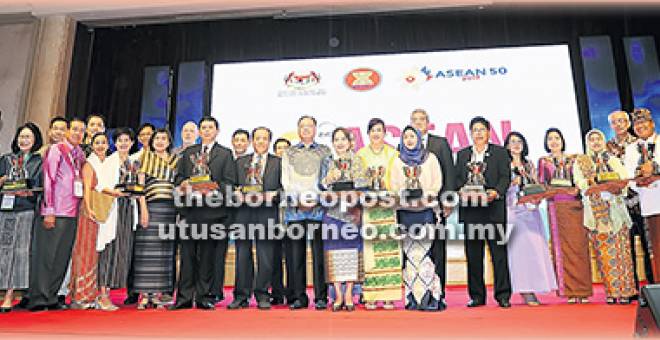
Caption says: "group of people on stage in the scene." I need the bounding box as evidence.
[0,107,658,313]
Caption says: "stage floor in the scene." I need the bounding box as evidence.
[0,285,636,339]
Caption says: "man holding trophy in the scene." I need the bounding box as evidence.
[455,116,512,308]
[171,116,237,310]
[229,127,282,310]
[624,108,660,282]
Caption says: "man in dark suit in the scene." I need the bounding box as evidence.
[410,108,456,307]
[455,116,512,308]
[228,127,282,310]
[170,116,236,310]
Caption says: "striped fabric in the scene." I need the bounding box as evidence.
[98,197,135,288]
[0,210,35,289]
[139,150,178,202]
[133,200,176,294]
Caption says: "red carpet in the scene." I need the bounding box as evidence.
[0,285,636,339]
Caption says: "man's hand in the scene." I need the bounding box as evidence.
[43,215,56,229]
[640,162,654,178]
[140,210,149,228]
[486,189,499,202]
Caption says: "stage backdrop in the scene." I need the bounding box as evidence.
[211,44,582,160]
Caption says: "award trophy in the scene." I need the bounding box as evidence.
[594,153,620,183]
[188,150,219,192]
[1,155,29,192]
[116,159,144,195]
[331,158,355,191]
[635,143,660,177]
[460,161,488,204]
[550,157,572,187]
[367,166,386,192]
[514,166,545,196]
[241,160,264,193]
[402,165,423,199]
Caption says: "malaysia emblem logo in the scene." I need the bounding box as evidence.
[284,71,321,90]
[345,68,381,91]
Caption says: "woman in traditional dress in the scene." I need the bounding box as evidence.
[96,127,147,311]
[355,118,400,310]
[133,128,178,309]
[0,123,43,313]
[538,128,592,304]
[389,126,443,311]
[68,133,110,309]
[319,127,366,312]
[504,132,557,306]
[573,129,636,304]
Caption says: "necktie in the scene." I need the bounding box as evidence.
[203,145,209,155]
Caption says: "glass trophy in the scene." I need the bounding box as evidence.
[550,157,572,187]
[594,154,620,183]
[241,159,264,193]
[331,158,355,191]
[635,143,660,177]
[514,166,545,196]
[367,165,386,192]
[189,150,219,192]
[402,165,423,199]
[2,155,30,192]
[116,159,144,195]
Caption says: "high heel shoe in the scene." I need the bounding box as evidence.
[619,298,631,305]
[332,300,344,312]
[345,303,355,311]
[0,306,11,313]
[95,296,119,312]
[606,297,616,305]
[137,296,150,310]
[567,297,578,304]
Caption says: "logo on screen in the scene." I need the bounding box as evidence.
[284,71,321,90]
[345,68,381,91]
[279,71,326,97]
[402,66,508,88]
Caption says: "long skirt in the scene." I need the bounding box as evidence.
[322,207,363,284]
[0,210,34,290]
[362,206,402,303]
[68,209,99,303]
[590,228,637,298]
[98,198,135,288]
[507,203,558,294]
[132,200,176,294]
[399,209,442,311]
[548,198,593,298]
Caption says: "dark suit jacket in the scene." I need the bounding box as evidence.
[455,143,511,224]
[233,153,282,224]
[175,142,237,223]
[427,134,456,194]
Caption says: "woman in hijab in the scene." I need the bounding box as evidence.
[389,126,443,311]
[573,129,636,304]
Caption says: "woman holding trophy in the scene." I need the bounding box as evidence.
[0,123,43,313]
[504,132,557,306]
[96,128,147,311]
[389,126,443,311]
[133,128,179,309]
[355,118,400,310]
[537,128,592,304]
[319,127,367,312]
[573,129,636,304]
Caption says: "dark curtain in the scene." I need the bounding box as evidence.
[66,6,660,134]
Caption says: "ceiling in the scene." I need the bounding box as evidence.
[0,0,658,24]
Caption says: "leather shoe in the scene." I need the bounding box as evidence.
[227,300,249,310]
[466,300,485,308]
[28,305,49,312]
[257,300,271,310]
[49,302,69,311]
[315,300,328,310]
[196,300,215,310]
[270,297,285,306]
[168,301,193,310]
[14,297,29,310]
[289,300,307,310]
[497,300,511,308]
[124,293,139,305]
[439,298,448,311]
[57,295,66,305]
[208,294,223,304]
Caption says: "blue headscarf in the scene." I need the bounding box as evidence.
[399,126,428,166]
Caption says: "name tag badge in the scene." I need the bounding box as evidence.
[1,195,15,210]
[74,179,84,198]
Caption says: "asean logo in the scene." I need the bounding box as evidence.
[345,68,381,91]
